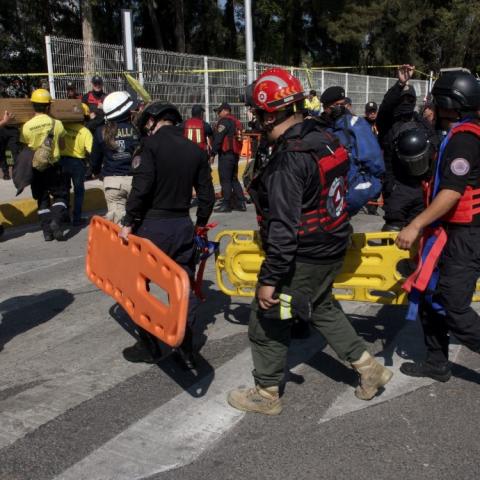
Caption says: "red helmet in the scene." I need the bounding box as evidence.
[253,68,306,113]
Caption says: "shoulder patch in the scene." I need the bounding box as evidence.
[217,124,226,133]
[132,155,142,169]
[450,157,470,176]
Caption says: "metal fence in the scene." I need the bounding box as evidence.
[46,36,429,124]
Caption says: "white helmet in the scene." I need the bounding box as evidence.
[103,91,134,120]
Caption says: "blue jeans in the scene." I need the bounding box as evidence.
[60,156,86,222]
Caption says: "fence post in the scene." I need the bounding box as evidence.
[253,61,257,78]
[45,35,56,99]
[345,72,349,96]
[321,70,324,93]
[204,56,210,123]
[386,77,389,91]
[365,75,370,103]
[137,48,144,86]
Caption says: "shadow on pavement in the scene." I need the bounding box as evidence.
[109,303,215,398]
[0,289,75,352]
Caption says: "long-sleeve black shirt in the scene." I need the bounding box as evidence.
[249,119,351,287]
[124,125,215,227]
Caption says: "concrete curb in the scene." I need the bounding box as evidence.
[0,160,248,229]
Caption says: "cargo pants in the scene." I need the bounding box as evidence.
[249,260,366,387]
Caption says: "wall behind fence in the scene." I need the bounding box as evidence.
[47,36,428,124]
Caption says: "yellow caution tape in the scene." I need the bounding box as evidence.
[215,230,480,304]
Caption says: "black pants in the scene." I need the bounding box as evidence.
[136,217,199,350]
[31,164,68,233]
[420,225,480,366]
[0,126,20,177]
[218,152,245,207]
[383,179,424,229]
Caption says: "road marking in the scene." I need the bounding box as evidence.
[318,320,461,424]
[55,333,327,480]
[0,256,84,281]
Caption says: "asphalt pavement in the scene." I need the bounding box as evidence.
[1,206,480,480]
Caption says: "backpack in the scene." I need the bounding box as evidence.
[333,114,384,215]
[32,120,56,172]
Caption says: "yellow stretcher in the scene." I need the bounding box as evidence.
[215,230,480,304]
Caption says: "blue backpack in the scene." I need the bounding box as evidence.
[329,114,385,215]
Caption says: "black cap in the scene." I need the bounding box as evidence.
[345,97,352,105]
[320,86,345,105]
[365,101,378,112]
[309,90,317,96]
[400,84,416,98]
[191,104,205,117]
[66,81,75,90]
[214,102,232,112]
[91,75,103,85]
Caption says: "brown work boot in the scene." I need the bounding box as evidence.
[351,351,393,400]
[227,385,282,415]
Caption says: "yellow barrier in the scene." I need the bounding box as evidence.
[216,230,480,304]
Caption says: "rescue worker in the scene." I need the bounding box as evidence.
[20,89,68,241]
[377,65,437,231]
[119,102,215,368]
[60,103,93,226]
[345,96,353,113]
[82,75,107,112]
[90,91,139,223]
[364,101,378,135]
[182,105,214,154]
[66,82,81,100]
[0,113,20,181]
[304,89,321,116]
[0,110,14,238]
[396,70,480,382]
[227,68,393,416]
[320,86,384,216]
[211,103,246,213]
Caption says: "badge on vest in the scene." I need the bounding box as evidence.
[450,157,470,176]
[327,176,345,218]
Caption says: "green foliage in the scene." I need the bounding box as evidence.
[0,0,478,76]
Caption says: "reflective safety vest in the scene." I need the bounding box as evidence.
[403,120,480,320]
[183,117,207,150]
[298,145,349,235]
[222,115,243,154]
[86,91,105,108]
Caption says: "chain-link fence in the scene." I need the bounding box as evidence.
[47,36,429,124]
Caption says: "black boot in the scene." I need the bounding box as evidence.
[173,326,197,370]
[400,361,451,382]
[50,220,66,241]
[214,204,232,213]
[232,202,247,212]
[123,340,162,364]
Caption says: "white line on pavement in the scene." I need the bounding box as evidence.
[318,320,461,424]
[55,332,327,480]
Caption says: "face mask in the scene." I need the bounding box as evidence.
[394,103,415,119]
[330,104,346,120]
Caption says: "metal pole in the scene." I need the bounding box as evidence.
[204,56,210,123]
[137,48,144,86]
[428,70,434,94]
[121,9,135,97]
[345,72,349,96]
[365,75,370,103]
[244,0,254,84]
[45,35,56,99]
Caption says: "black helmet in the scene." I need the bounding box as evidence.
[431,71,480,111]
[135,101,182,133]
[394,126,432,177]
[245,82,256,108]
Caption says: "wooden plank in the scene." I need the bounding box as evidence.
[0,99,84,124]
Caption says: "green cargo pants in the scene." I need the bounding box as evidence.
[249,260,366,387]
